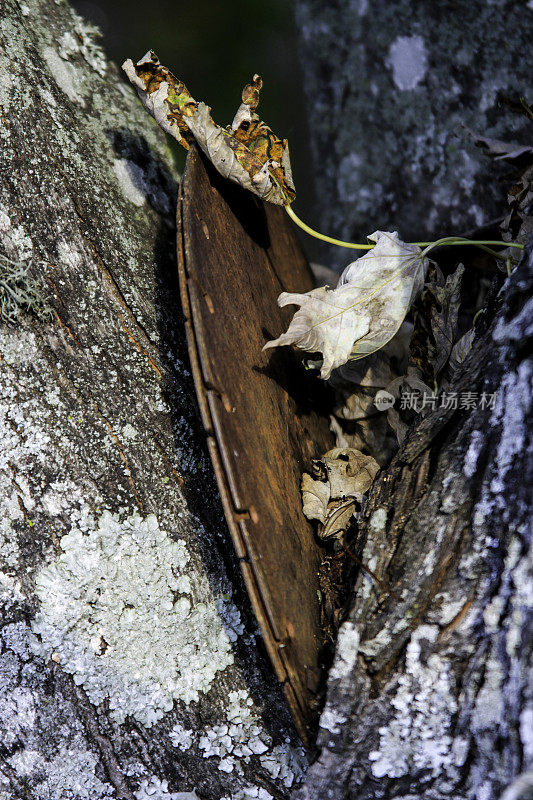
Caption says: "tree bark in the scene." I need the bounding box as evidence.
[294,0,533,264]
[293,6,533,797]
[2,2,532,800]
[0,2,305,798]
[296,238,533,800]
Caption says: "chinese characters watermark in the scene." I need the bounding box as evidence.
[374,389,498,413]
[398,390,497,412]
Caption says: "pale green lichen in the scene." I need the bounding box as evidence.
[0,253,52,324]
[31,511,236,726]
[193,689,306,786]
[133,775,199,800]
[368,625,459,779]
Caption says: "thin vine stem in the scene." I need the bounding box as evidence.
[284,204,524,258]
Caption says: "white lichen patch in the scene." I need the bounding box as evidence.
[0,207,11,232]
[368,625,458,778]
[464,430,484,478]
[57,19,107,78]
[358,627,393,658]
[33,745,115,800]
[319,707,347,735]
[8,223,34,260]
[121,423,138,441]
[0,54,14,113]
[0,571,25,610]
[169,722,194,751]
[0,330,51,470]
[0,616,115,800]
[113,159,148,207]
[215,597,244,642]
[42,46,85,106]
[328,620,360,681]
[221,788,273,800]
[370,507,388,532]
[181,689,306,787]
[0,486,23,567]
[491,363,531,496]
[31,511,235,726]
[387,35,428,91]
[134,775,199,800]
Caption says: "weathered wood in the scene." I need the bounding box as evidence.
[178,147,335,745]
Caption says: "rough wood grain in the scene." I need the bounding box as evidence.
[177,147,335,746]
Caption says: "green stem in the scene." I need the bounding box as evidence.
[285,204,524,257]
[285,204,374,249]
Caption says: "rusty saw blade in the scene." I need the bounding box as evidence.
[177,147,335,745]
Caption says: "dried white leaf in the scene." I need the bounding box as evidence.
[301,473,330,524]
[264,232,428,379]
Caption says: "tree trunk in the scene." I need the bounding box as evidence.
[298,236,533,800]
[2,2,532,800]
[0,2,305,798]
[294,0,533,264]
[293,6,533,797]
[297,241,533,800]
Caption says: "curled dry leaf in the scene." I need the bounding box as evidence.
[448,327,475,375]
[302,448,379,540]
[263,232,428,379]
[301,473,330,525]
[464,126,533,162]
[122,51,295,205]
[425,264,464,377]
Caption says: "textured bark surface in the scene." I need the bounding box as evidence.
[0,2,306,798]
[297,244,533,799]
[294,0,533,265]
[2,2,532,800]
[293,6,533,795]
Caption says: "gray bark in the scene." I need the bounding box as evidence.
[294,0,533,266]
[2,2,532,800]
[294,7,533,796]
[297,239,533,799]
[0,2,304,798]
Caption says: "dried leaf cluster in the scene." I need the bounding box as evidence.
[285,239,482,537]
[328,261,475,461]
[122,52,295,205]
[302,448,379,540]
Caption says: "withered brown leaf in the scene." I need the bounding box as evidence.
[122,52,295,205]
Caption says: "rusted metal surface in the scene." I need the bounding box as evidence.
[177,147,335,745]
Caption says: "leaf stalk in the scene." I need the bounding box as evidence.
[284,204,524,260]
